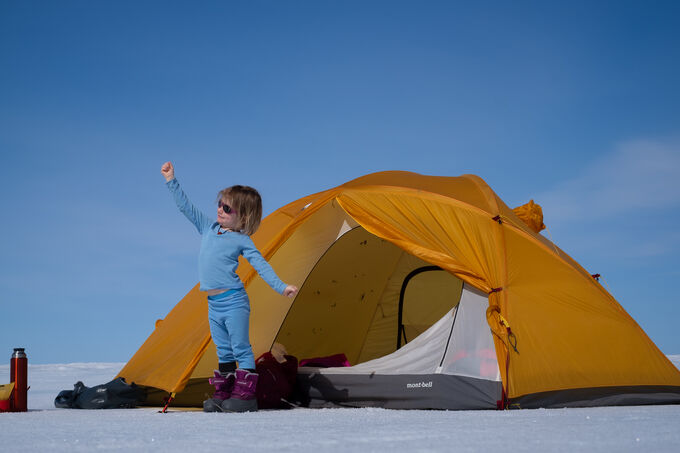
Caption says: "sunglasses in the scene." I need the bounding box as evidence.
[218,201,236,214]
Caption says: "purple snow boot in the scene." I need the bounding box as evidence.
[203,370,235,412]
[220,369,258,413]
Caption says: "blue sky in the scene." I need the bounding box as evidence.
[1,1,679,364]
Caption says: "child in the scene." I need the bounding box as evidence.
[160,161,298,413]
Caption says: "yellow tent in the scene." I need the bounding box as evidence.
[118,171,680,409]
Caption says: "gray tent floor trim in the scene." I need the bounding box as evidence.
[295,372,502,410]
[509,385,680,409]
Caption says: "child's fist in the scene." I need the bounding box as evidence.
[283,285,298,298]
[161,162,175,181]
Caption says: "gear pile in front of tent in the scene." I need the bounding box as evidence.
[117,171,680,410]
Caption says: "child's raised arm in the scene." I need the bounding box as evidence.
[162,161,212,234]
[161,161,175,181]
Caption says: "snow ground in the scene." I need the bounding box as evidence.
[1,357,679,452]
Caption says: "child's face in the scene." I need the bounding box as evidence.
[217,197,240,231]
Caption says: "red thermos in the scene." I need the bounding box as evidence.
[10,348,28,412]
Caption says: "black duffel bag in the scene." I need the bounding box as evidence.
[55,377,145,409]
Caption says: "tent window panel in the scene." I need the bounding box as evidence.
[440,285,501,381]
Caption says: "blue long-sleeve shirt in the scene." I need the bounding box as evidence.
[166,178,287,294]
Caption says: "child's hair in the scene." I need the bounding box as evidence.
[217,185,262,235]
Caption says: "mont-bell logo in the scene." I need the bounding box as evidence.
[406,381,433,389]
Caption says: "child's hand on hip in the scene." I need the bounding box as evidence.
[161,162,175,181]
[283,285,298,298]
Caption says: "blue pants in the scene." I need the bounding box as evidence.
[207,289,255,370]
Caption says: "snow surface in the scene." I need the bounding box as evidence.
[1,357,679,452]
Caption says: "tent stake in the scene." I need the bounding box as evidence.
[159,392,176,413]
